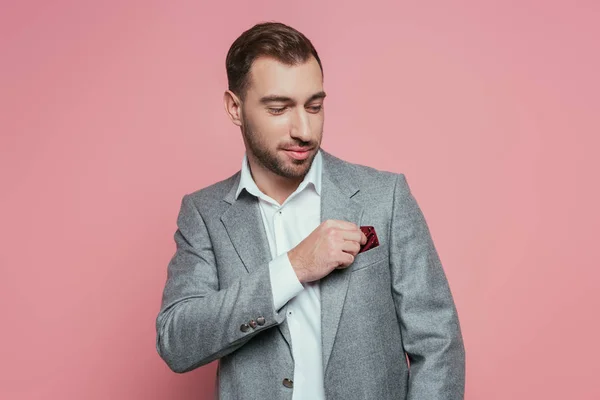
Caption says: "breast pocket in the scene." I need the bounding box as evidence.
[350,244,388,272]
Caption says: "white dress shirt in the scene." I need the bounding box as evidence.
[235,149,325,399]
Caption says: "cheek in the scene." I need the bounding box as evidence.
[311,113,325,132]
[258,114,291,132]
[250,114,290,140]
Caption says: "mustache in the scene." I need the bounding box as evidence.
[280,141,317,149]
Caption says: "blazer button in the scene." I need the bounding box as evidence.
[240,323,250,332]
[256,316,266,326]
[249,320,257,329]
[282,378,293,388]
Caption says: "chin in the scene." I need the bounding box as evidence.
[290,158,313,174]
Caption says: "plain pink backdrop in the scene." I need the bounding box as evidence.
[1,1,599,399]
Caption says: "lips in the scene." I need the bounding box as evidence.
[283,147,312,160]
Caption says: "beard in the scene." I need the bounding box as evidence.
[241,116,320,180]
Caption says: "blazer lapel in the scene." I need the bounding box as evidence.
[219,149,363,370]
[221,174,293,348]
[319,152,363,374]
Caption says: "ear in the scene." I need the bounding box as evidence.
[223,90,243,127]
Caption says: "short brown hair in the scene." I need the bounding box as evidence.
[226,22,323,100]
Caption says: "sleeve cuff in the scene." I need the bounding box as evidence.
[268,252,304,311]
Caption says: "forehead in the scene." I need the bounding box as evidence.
[246,56,323,100]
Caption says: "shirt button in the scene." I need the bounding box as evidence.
[240,323,250,333]
[256,316,266,326]
[249,320,257,329]
[282,378,294,388]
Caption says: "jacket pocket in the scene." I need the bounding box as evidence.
[350,244,387,272]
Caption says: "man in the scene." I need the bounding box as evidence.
[156,22,465,400]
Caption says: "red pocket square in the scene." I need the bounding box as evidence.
[359,226,379,253]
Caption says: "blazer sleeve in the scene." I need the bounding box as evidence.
[155,194,287,373]
[389,174,466,399]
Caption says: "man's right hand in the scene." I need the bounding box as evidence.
[287,220,367,283]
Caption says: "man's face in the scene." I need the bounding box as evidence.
[240,56,325,180]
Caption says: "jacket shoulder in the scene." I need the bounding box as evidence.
[322,150,404,188]
[182,170,240,209]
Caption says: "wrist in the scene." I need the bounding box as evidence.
[287,250,306,283]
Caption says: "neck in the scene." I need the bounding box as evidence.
[246,154,303,205]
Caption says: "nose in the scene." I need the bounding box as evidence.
[290,107,311,142]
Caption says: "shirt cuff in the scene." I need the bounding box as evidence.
[268,252,304,311]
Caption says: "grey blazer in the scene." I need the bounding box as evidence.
[156,149,465,399]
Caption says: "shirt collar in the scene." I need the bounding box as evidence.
[235,149,322,201]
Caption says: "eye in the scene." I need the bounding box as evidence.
[307,105,323,113]
[268,107,287,115]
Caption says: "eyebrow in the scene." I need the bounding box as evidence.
[259,91,327,105]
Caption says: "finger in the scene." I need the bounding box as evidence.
[339,229,364,244]
[340,240,361,256]
[327,219,359,231]
[335,252,355,269]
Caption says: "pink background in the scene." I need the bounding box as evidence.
[1,1,599,399]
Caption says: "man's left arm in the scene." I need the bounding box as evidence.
[389,173,466,399]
